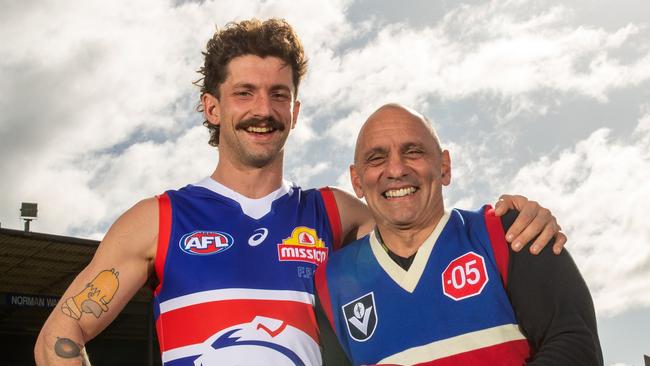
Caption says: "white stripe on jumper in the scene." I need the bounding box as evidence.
[161,344,205,364]
[159,288,315,314]
[380,323,526,364]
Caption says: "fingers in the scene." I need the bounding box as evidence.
[552,231,567,254]
[494,194,525,216]
[511,205,567,255]
[505,200,541,251]
[528,219,558,254]
[496,194,566,255]
[494,195,510,216]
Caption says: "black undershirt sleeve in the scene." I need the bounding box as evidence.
[316,290,353,366]
[501,210,603,366]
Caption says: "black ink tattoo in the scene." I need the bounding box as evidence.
[54,337,81,358]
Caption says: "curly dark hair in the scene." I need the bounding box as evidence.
[195,18,308,147]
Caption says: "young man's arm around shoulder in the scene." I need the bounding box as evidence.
[35,198,159,365]
[331,187,568,254]
[327,187,374,245]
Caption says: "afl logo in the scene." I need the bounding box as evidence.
[179,231,234,256]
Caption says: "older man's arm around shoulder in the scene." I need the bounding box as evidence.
[34,198,159,365]
[500,211,603,366]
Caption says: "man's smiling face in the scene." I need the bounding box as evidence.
[206,54,300,169]
[350,105,451,232]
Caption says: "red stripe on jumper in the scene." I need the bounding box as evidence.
[319,187,343,250]
[314,264,336,335]
[154,193,172,296]
[483,205,510,287]
[155,299,317,352]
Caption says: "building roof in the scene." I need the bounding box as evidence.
[0,227,153,339]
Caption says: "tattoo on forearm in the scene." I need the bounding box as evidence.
[61,268,119,320]
[54,337,81,358]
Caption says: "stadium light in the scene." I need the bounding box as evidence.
[20,202,38,232]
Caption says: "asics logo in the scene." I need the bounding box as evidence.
[248,228,269,247]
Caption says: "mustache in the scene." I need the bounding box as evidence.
[236,117,285,131]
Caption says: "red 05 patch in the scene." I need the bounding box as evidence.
[441,251,489,301]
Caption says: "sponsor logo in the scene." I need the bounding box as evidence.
[342,292,378,342]
[441,251,489,301]
[277,227,328,265]
[248,227,269,247]
[179,230,234,256]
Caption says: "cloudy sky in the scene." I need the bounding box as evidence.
[1,0,648,364]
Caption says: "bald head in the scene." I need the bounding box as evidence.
[354,103,442,165]
[349,103,451,241]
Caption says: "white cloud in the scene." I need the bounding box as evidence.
[310,0,650,146]
[335,169,353,192]
[3,125,217,238]
[88,127,217,212]
[506,112,650,316]
[0,0,352,236]
[286,161,330,188]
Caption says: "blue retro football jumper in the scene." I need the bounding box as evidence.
[316,207,530,366]
[153,178,341,366]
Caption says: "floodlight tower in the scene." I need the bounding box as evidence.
[20,202,38,232]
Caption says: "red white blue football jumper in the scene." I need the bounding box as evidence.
[154,178,341,366]
[315,207,531,365]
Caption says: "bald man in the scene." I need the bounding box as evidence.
[315,104,602,366]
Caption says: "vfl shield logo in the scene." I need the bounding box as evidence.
[342,292,377,342]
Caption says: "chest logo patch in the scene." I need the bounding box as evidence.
[248,228,269,247]
[277,226,328,265]
[441,251,489,301]
[342,292,377,342]
[179,230,234,256]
